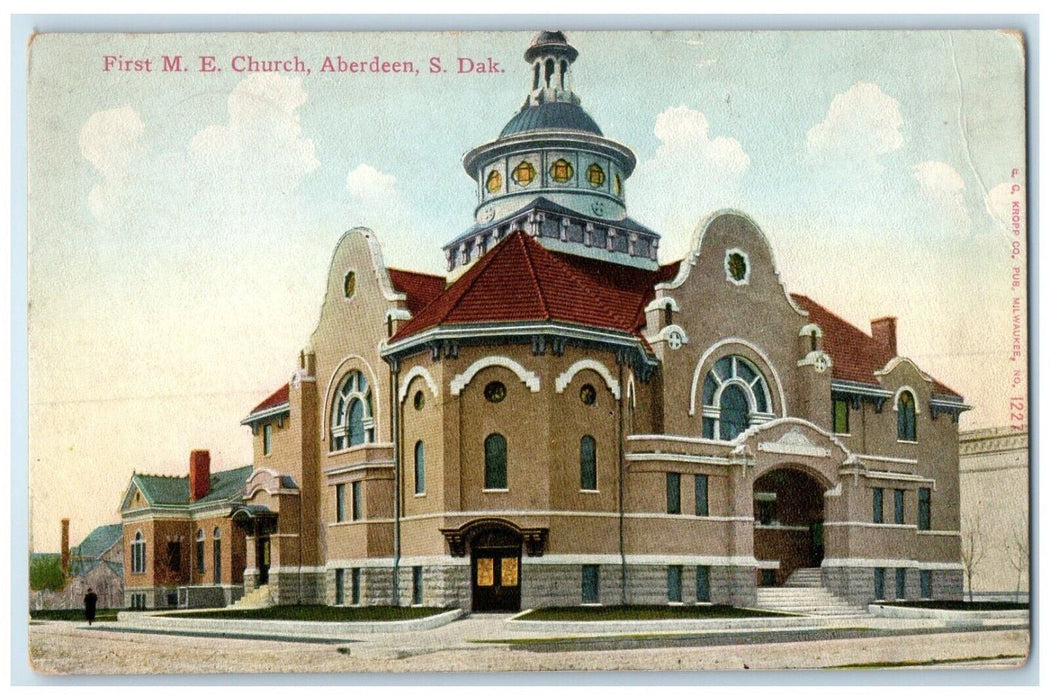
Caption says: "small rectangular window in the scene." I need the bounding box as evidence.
[263,423,273,456]
[412,566,423,605]
[352,481,362,521]
[336,483,346,522]
[582,565,600,604]
[832,398,849,434]
[696,565,711,602]
[335,569,345,605]
[918,488,931,531]
[894,489,905,525]
[351,568,361,605]
[874,567,885,600]
[166,542,181,573]
[920,570,932,599]
[666,472,681,514]
[196,539,205,574]
[896,568,907,600]
[667,565,683,603]
[695,475,709,517]
[873,488,884,524]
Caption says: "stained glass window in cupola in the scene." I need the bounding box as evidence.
[550,158,574,183]
[512,160,536,186]
[486,169,502,193]
[587,163,605,187]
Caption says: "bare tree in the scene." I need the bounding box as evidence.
[1004,510,1029,602]
[960,512,985,602]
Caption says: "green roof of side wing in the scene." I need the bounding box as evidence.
[76,523,123,558]
[132,465,253,506]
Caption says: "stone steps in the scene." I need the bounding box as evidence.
[756,570,868,618]
[229,584,272,609]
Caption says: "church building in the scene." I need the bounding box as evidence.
[236,31,969,612]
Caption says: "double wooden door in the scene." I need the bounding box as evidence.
[471,546,521,612]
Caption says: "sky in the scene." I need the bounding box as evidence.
[26,29,1026,551]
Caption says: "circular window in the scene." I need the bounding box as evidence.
[344,271,356,298]
[484,381,507,403]
[512,161,536,186]
[549,158,574,183]
[486,169,502,193]
[587,163,605,187]
[580,384,597,405]
[413,390,425,411]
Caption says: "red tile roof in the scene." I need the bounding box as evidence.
[792,294,960,397]
[390,231,678,343]
[388,268,447,316]
[247,383,290,417]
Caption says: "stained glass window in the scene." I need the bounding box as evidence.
[550,158,574,183]
[330,370,374,451]
[486,169,502,193]
[587,163,605,187]
[512,160,536,186]
[701,355,772,439]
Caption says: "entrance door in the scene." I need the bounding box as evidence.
[257,535,270,585]
[472,547,521,612]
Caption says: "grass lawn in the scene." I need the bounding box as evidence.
[515,605,794,621]
[160,605,452,621]
[877,601,1028,611]
[29,609,120,622]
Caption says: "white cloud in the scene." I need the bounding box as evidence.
[346,163,398,201]
[190,74,319,184]
[631,106,750,256]
[806,82,904,164]
[985,180,1025,234]
[913,161,971,232]
[79,105,145,220]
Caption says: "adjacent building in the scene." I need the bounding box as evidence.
[959,426,1029,600]
[235,32,970,612]
[118,451,251,609]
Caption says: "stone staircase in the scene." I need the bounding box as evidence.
[228,584,273,610]
[754,568,869,618]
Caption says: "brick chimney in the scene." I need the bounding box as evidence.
[189,450,211,502]
[871,316,898,356]
[60,518,70,575]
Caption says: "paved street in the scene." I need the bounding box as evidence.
[27,616,1030,676]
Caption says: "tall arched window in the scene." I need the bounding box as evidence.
[414,440,425,495]
[195,529,205,574]
[897,391,917,441]
[131,531,146,574]
[484,433,507,490]
[330,370,374,451]
[212,527,221,584]
[580,435,597,491]
[700,355,773,440]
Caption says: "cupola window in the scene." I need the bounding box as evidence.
[550,158,574,183]
[586,163,605,187]
[512,161,536,186]
[486,169,502,193]
[614,174,622,196]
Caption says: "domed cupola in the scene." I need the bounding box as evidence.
[449,31,659,274]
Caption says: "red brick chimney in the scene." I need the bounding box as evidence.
[871,316,898,356]
[60,518,70,575]
[189,450,211,502]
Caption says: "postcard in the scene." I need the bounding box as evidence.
[25,27,1029,675]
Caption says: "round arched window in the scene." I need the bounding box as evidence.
[700,355,773,440]
[330,370,374,451]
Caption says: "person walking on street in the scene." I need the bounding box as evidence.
[84,588,98,626]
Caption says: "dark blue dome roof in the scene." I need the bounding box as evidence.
[500,101,603,137]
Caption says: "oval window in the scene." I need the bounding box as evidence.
[587,163,605,187]
[484,381,507,403]
[580,384,597,405]
[413,390,425,411]
[344,271,356,299]
[486,169,502,193]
